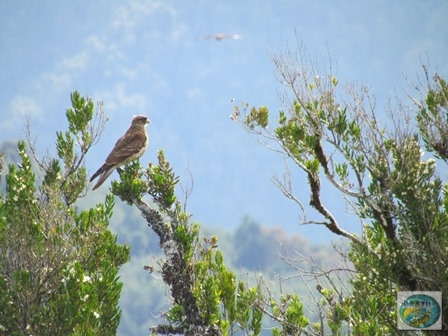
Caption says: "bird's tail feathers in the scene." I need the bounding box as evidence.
[89,163,111,182]
[92,167,115,190]
[90,169,102,182]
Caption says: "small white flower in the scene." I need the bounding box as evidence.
[93,311,100,319]
[82,275,92,283]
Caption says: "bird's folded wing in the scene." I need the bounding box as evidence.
[104,130,147,165]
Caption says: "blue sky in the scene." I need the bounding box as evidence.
[1,0,448,244]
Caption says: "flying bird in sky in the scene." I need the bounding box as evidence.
[90,115,150,190]
[202,33,243,41]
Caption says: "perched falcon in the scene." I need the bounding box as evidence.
[90,115,150,190]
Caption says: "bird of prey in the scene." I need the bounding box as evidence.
[202,33,243,41]
[90,115,150,190]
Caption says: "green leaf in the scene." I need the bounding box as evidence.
[305,159,319,174]
[331,76,339,86]
[215,250,223,267]
[335,162,348,181]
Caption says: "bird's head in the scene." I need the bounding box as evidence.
[132,115,150,127]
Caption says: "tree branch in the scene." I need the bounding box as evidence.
[129,197,220,336]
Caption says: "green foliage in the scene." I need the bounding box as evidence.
[146,149,179,209]
[167,203,265,334]
[113,148,268,335]
[245,105,269,129]
[417,74,448,161]
[0,92,129,335]
[111,161,148,203]
[66,91,95,142]
[269,294,309,335]
[232,47,448,334]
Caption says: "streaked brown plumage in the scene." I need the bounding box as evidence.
[90,115,150,190]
